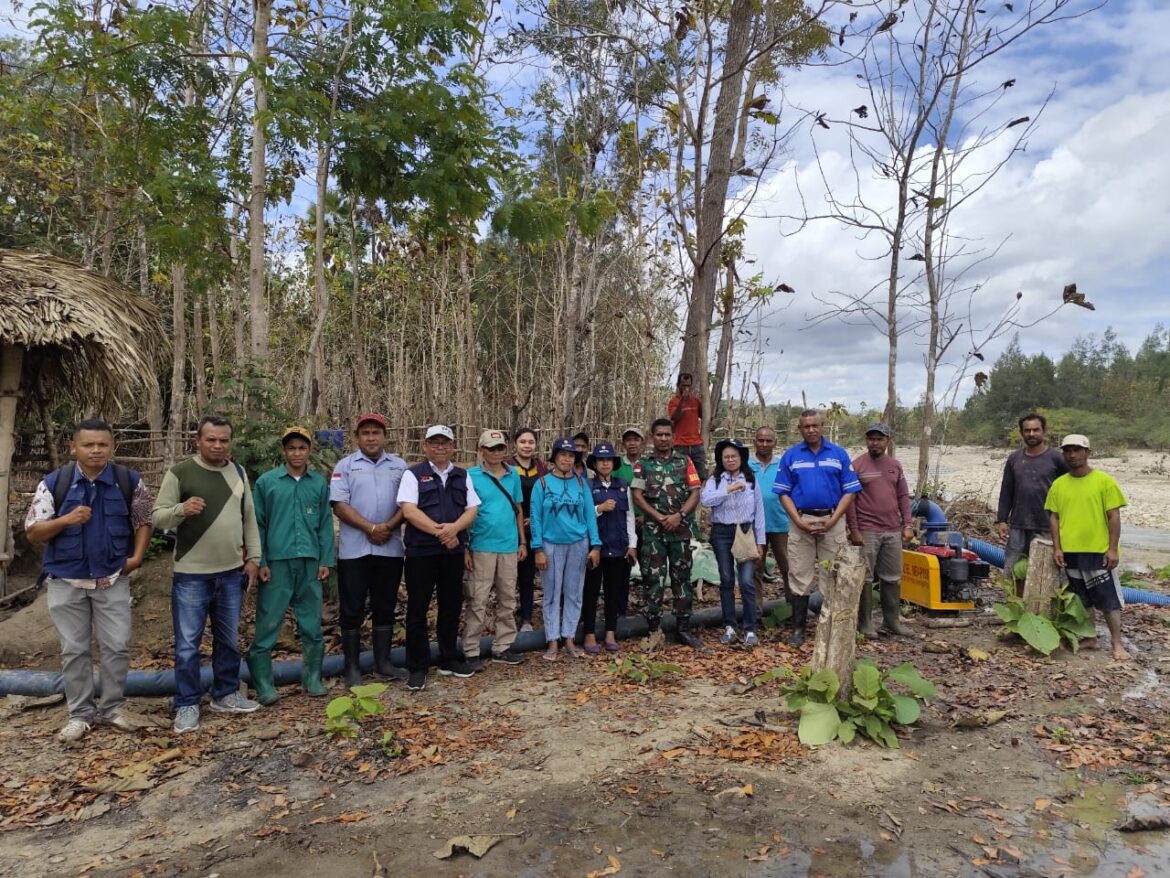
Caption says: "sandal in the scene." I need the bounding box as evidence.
[583,642,601,655]
[541,649,560,662]
[564,645,586,659]
[604,641,621,652]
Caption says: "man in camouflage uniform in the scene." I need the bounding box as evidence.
[631,418,702,650]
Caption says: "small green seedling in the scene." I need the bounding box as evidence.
[606,654,683,684]
[325,682,387,739]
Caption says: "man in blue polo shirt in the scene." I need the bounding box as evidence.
[773,409,861,645]
[330,413,408,686]
[748,426,791,614]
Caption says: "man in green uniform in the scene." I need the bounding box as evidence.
[247,427,336,704]
[631,418,702,649]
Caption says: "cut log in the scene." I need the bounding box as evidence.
[811,543,868,699]
[1022,537,1060,617]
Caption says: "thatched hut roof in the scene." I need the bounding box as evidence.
[0,249,166,410]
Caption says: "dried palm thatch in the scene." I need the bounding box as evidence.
[0,248,166,409]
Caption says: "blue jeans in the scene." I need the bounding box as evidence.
[710,523,757,631]
[172,569,245,708]
[541,539,589,642]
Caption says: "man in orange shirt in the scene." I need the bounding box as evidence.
[667,372,707,480]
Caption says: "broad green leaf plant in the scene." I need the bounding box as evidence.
[760,661,936,749]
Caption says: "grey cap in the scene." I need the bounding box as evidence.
[865,422,892,437]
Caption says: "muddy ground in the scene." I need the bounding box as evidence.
[2,553,1170,878]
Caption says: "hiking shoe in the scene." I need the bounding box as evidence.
[438,660,477,678]
[210,691,261,714]
[719,625,737,645]
[407,670,427,691]
[462,657,485,673]
[743,631,759,648]
[58,718,92,743]
[173,705,200,734]
[492,650,523,666]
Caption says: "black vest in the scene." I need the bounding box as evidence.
[404,461,470,556]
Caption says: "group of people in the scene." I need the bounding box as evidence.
[25,388,1128,745]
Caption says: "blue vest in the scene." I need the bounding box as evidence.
[403,461,470,556]
[590,475,629,558]
[43,466,139,579]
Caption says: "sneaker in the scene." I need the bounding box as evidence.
[407,670,427,691]
[492,650,523,666]
[210,691,261,714]
[173,705,200,734]
[519,621,534,633]
[438,660,477,678]
[463,657,485,673]
[743,631,759,648]
[58,718,92,743]
[719,625,737,645]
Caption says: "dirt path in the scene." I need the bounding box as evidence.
[3,580,1170,877]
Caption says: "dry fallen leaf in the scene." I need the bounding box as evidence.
[1034,798,1051,812]
[586,855,622,877]
[433,834,511,860]
[966,647,990,661]
[506,807,517,821]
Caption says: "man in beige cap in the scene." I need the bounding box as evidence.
[1045,434,1129,661]
[462,430,527,669]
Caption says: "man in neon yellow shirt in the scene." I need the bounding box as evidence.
[1044,434,1128,661]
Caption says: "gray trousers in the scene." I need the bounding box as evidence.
[46,576,131,721]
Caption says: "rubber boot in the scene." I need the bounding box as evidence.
[880,580,909,635]
[246,652,279,706]
[301,642,328,696]
[341,629,363,688]
[787,595,809,646]
[858,584,878,639]
[372,626,408,681]
[673,599,702,649]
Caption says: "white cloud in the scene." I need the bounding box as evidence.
[733,0,1170,415]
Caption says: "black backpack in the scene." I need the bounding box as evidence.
[48,461,136,514]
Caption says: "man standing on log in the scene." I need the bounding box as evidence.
[632,418,702,650]
[667,372,707,481]
[1045,434,1128,661]
[330,413,408,686]
[996,413,1067,594]
[773,409,861,646]
[153,415,262,733]
[846,423,913,638]
[25,419,153,743]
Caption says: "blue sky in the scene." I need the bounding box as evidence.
[4,0,1166,419]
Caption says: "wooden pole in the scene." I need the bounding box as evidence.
[811,543,869,699]
[0,343,25,596]
[1022,537,1060,617]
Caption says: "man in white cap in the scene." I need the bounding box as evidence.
[1045,434,1129,661]
[463,430,526,669]
[397,425,480,690]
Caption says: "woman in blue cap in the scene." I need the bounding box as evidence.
[580,441,638,654]
[701,438,766,646]
[530,437,601,660]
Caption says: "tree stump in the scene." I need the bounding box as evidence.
[1022,537,1060,617]
[811,543,869,699]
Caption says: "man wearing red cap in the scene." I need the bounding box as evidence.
[330,413,408,686]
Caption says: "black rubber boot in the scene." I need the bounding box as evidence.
[372,626,408,681]
[341,628,363,688]
[858,584,878,639]
[879,580,909,636]
[673,599,702,649]
[787,595,809,646]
